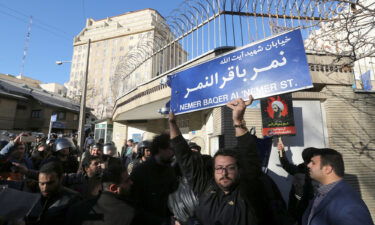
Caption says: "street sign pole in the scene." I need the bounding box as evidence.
[48,114,57,138]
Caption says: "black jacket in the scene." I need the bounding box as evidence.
[130,157,178,225]
[171,132,271,225]
[66,191,135,225]
[279,151,315,224]
[26,187,80,225]
[63,172,102,199]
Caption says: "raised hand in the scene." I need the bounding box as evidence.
[226,95,254,124]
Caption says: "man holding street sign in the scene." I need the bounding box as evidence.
[169,95,287,225]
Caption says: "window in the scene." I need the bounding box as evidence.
[31,110,42,118]
[57,112,66,120]
[73,114,78,121]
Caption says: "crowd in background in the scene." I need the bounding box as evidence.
[0,96,373,225]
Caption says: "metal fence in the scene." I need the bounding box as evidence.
[113,0,374,97]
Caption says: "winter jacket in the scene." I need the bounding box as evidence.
[26,187,81,225]
[171,132,278,225]
[66,191,135,225]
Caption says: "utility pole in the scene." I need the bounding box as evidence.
[77,39,91,152]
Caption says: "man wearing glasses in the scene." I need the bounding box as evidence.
[169,95,275,225]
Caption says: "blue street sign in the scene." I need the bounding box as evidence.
[52,121,65,129]
[168,29,313,115]
[50,114,57,122]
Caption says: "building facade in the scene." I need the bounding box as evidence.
[65,8,187,119]
[39,83,67,97]
[0,77,80,134]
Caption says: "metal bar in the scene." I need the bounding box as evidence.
[245,0,251,43]
[260,1,266,38]
[230,0,236,46]
[196,15,199,56]
[224,13,228,45]
[239,11,244,46]
[252,0,259,41]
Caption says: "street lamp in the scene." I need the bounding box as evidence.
[55,60,72,65]
[56,38,91,152]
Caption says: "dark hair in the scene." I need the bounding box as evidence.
[39,162,63,178]
[150,133,170,155]
[101,164,126,185]
[313,148,345,177]
[98,138,104,144]
[92,143,103,150]
[81,155,101,169]
[213,148,239,166]
[7,143,26,157]
[302,147,320,163]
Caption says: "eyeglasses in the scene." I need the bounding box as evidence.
[214,165,237,174]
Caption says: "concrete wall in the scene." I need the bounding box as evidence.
[112,122,128,151]
[322,85,375,217]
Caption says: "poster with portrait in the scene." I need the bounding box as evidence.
[261,93,296,136]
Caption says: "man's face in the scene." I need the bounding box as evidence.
[10,145,25,160]
[127,141,133,147]
[39,172,61,198]
[118,171,133,196]
[143,148,151,158]
[214,156,239,192]
[307,155,325,183]
[90,147,102,156]
[85,159,102,177]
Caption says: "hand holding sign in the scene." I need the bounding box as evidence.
[226,95,254,124]
[226,95,254,136]
[277,137,285,157]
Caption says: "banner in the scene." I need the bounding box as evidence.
[261,93,295,136]
[168,29,313,115]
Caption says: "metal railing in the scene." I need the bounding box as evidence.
[112,0,374,98]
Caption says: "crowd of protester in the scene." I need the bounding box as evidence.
[0,95,373,225]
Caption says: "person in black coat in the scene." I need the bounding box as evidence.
[169,95,284,225]
[130,133,178,225]
[66,160,135,225]
[26,162,81,225]
[277,140,318,224]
